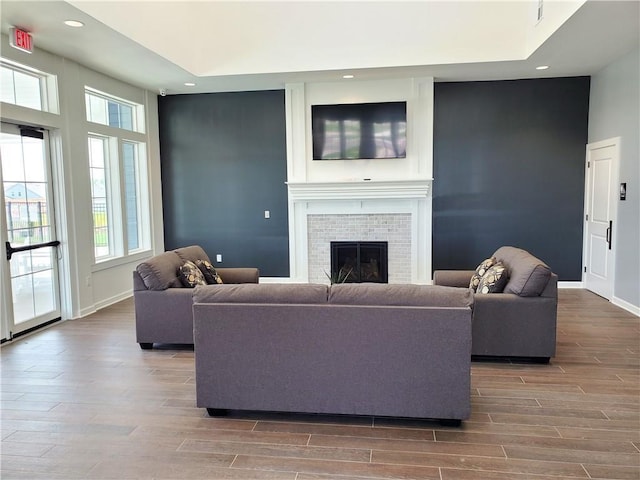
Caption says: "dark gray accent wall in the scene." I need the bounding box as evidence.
[433,77,590,280]
[158,90,289,276]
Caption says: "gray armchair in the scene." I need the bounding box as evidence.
[434,246,557,362]
[133,245,259,349]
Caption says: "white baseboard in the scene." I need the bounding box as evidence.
[612,296,640,317]
[94,290,133,312]
[558,281,584,288]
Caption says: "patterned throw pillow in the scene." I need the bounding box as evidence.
[477,263,508,294]
[178,260,207,288]
[469,257,496,291]
[196,259,224,285]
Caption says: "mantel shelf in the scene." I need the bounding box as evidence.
[286,179,432,201]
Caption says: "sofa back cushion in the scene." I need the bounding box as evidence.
[136,251,184,291]
[174,245,210,264]
[193,283,328,304]
[329,283,473,308]
[493,246,552,297]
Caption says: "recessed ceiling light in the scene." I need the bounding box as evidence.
[536,65,549,70]
[342,74,354,79]
[184,82,196,87]
[64,20,84,27]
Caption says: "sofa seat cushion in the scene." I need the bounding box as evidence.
[136,251,184,291]
[193,283,328,304]
[494,246,552,297]
[329,283,473,308]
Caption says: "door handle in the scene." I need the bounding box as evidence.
[6,240,61,260]
[606,220,613,250]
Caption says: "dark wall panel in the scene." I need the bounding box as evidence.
[433,77,590,280]
[158,90,289,276]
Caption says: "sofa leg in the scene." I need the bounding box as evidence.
[139,343,153,350]
[439,419,461,427]
[207,408,229,417]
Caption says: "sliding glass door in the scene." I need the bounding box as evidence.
[1,122,61,339]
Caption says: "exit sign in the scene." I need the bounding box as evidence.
[10,27,33,54]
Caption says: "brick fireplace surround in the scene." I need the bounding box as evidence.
[287,180,432,284]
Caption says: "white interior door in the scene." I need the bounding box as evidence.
[583,137,619,300]
[1,123,61,340]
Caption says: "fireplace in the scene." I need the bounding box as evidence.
[331,241,388,283]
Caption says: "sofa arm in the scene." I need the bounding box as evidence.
[216,267,260,284]
[433,270,474,288]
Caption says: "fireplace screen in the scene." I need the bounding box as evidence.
[330,241,388,283]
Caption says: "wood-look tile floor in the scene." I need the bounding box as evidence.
[1,289,638,479]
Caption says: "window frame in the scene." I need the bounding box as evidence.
[84,86,150,265]
[0,58,59,114]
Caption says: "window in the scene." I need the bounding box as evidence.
[85,88,149,263]
[0,59,59,113]
[85,89,144,133]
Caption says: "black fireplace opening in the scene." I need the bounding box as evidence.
[330,241,388,283]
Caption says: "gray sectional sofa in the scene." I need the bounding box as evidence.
[192,283,473,424]
[133,245,259,349]
[434,246,558,362]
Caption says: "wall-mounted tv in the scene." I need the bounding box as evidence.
[312,101,407,160]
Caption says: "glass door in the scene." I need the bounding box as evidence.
[1,122,61,339]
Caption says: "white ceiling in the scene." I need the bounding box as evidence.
[1,0,638,95]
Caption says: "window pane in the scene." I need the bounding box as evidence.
[13,70,42,110]
[119,104,133,131]
[88,136,110,259]
[87,94,108,125]
[122,142,139,250]
[1,67,16,103]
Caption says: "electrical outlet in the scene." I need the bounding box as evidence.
[264,210,270,219]
[216,254,222,263]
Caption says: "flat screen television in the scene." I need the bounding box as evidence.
[312,101,407,160]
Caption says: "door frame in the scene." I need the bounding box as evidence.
[582,136,620,300]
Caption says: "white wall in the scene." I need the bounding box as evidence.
[588,47,640,313]
[1,35,163,321]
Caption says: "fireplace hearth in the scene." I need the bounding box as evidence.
[331,241,388,283]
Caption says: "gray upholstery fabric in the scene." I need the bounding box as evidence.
[135,251,183,291]
[194,303,471,421]
[216,268,260,284]
[329,283,473,307]
[494,246,552,297]
[193,283,328,304]
[433,270,475,288]
[135,288,195,344]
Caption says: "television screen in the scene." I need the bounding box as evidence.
[312,101,407,160]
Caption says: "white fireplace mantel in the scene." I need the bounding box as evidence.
[286,179,432,201]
